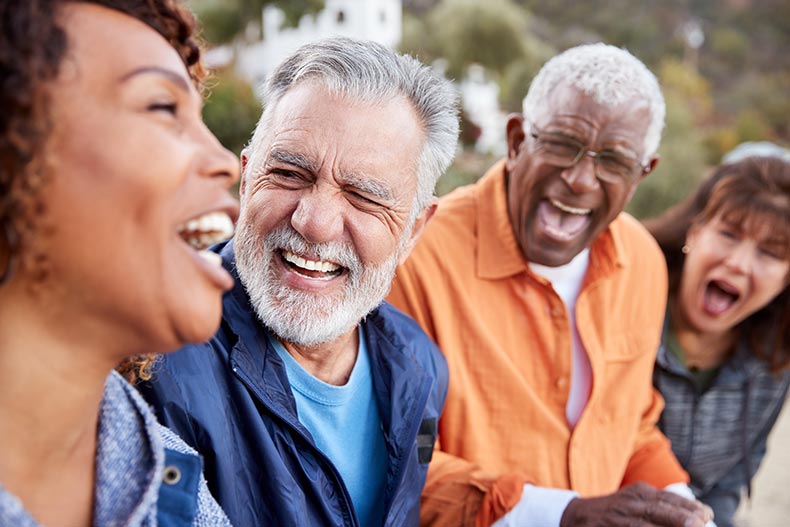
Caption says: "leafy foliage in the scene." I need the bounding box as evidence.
[201,69,262,156]
[627,91,707,220]
[403,0,787,216]
[191,0,324,44]
[401,0,547,82]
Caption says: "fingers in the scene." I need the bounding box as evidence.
[620,484,713,527]
[561,484,714,527]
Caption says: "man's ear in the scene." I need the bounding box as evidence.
[398,201,437,265]
[626,155,660,201]
[505,114,526,173]
[239,149,249,199]
[644,155,660,176]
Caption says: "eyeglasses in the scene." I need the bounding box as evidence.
[528,125,650,184]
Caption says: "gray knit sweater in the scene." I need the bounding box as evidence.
[0,371,231,527]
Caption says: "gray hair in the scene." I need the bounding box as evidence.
[522,43,665,161]
[722,141,790,164]
[246,37,460,216]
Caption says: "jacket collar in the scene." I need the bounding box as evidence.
[215,240,433,437]
[475,159,625,283]
[656,323,769,386]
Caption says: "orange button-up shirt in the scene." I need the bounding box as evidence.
[388,161,688,527]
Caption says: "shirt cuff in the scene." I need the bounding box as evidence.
[664,482,696,501]
[664,483,718,527]
[491,484,579,527]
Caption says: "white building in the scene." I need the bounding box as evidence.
[458,64,507,156]
[207,0,506,156]
[229,0,402,88]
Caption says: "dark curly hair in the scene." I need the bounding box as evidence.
[644,156,790,372]
[0,0,206,381]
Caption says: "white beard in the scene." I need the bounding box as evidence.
[234,222,402,346]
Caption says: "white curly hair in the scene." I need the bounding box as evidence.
[522,43,665,162]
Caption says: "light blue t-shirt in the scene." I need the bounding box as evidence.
[269,328,388,526]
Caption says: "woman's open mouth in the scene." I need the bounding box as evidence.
[703,279,740,316]
[177,211,234,265]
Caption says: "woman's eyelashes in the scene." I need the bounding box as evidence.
[148,100,178,116]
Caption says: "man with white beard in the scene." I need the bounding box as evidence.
[138,37,458,527]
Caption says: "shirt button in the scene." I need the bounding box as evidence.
[550,306,563,317]
[556,377,568,389]
[162,465,182,485]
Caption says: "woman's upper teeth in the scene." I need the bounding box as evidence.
[178,211,234,249]
[550,199,591,215]
[284,251,340,273]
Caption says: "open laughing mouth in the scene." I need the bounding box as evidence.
[177,211,234,266]
[538,199,592,241]
[280,250,345,281]
[703,279,740,316]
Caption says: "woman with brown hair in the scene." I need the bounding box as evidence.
[0,1,239,525]
[646,154,790,527]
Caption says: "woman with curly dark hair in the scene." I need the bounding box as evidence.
[645,154,790,527]
[0,1,239,525]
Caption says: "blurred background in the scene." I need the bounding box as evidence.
[189,0,788,221]
[188,1,788,524]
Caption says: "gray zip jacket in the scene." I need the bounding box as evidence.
[654,336,790,527]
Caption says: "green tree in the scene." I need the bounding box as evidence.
[658,59,714,125]
[191,0,324,45]
[627,90,707,220]
[402,0,536,80]
[201,69,262,156]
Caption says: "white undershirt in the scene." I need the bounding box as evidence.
[528,248,591,427]
[494,249,706,527]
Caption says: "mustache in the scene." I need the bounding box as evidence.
[262,225,362,273]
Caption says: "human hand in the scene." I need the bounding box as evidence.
[559,482,714,527]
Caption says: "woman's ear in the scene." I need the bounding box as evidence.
[684,222,703,254]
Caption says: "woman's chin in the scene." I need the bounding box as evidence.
[166,305,223,351]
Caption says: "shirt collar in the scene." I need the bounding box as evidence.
[474,158,625,281]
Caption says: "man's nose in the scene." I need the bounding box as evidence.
[290,190,344,244]
[560,152,600,194]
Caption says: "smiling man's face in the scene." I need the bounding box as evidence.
[505,83,655,267]
[234,82,428,346]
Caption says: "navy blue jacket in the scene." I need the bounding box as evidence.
[138,241,448,527]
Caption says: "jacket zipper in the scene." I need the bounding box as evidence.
[382,376,433,527]
[231,362,361,527]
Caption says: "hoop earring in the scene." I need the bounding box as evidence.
[0,220,19,285]
[681,245,690,255]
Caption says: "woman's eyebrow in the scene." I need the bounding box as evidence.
[120,66,190,93]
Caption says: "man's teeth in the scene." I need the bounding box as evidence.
[283,251,340,273]
[550,199,590,215]
[178,212,234,249]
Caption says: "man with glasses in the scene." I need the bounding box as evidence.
[388,44,715,527]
